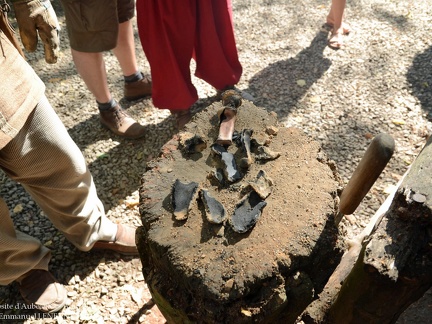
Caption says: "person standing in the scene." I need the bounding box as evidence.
[136,0,243,129]
[58,0,152,139]
[0,16,139,313]
[326,0,350,49]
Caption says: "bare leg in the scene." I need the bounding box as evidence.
[71,50,112,103]
[326,0,349,35]
[327,0,348,49]
[112,20,139,76]
[71,48,146,139]
[70,21,140,101]
[113,19,152,102]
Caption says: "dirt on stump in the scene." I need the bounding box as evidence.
[137,99,345,323]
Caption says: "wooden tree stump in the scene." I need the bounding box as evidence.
[137,100,344,323]
[323,137,432,324]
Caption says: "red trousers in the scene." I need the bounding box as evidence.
[136,0,243,111]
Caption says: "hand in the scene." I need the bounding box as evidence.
[12,0,60,63]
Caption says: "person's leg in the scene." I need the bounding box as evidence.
[61,0,146,138]
[114,22,152,101]
[113,20,139,77]
[0,194,66,313]
[114,0,152,101]
[193,0,242,91]
[326,0,349,35]
[327,0,346,31]
[71,50,111,103]
[0,97,138,311]
[0,198,51,285]
[71,49,146,138]
[326,0,348,49]
[136,0,198,111]
[0,96,118,251]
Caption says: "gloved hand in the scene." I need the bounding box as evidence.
[12,0,60,63]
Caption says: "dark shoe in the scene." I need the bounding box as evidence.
[18,270,67,313]
[100,105,146,139]
[92,224,138,255]
[170,109,192,130]
[124,74,152,101]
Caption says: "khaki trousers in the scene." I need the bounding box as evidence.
[0,96,116,285]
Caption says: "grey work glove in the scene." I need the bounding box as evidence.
[12,0,60,63]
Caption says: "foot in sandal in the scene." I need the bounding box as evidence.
[328,30,344,49]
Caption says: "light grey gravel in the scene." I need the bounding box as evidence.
[1,0,431,323]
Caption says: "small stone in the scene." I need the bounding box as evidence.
[216,106,238,146]
[134,272,144,282]
[265,126,279,136]
[255,146,281,161]
[67,291,78,298]
[239,129,254,167]
[213,225,225,237]
[100,286,109,296]
[209,168,225,186]
[249,170,273,199]
[412,192,427,203]
[223,278,235,292]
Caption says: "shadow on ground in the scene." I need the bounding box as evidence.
[245,30,331,120]
[407,45,432,120]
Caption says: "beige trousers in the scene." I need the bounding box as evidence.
[0,96,116,285]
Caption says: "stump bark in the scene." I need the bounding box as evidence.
[300,137,432,324]
[137,100,344,323]
[325,136,432,324]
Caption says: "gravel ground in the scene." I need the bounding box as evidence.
[1,0,432,323]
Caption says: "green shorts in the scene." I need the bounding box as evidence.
[60,0,135,52]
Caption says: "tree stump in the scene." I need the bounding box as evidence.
[137,100,344,323]
[323,137,432,324]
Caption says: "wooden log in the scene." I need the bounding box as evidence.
[300,173,403,323]
[325,137,432,323]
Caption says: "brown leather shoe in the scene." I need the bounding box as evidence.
[18,270,67,313]
[124,74,152,101]
[92,224,138,255]
[100,105,146,139]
